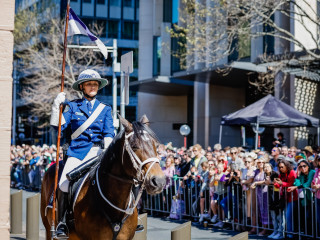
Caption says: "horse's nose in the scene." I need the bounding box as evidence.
[150,176,166,189]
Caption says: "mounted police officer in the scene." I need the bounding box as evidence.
[50,69,115,238]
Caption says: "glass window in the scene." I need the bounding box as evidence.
[123,0,133,7]
[110,0,120,6]
[122,22,133,39]
[83,0,91,3]
[70,0,77,2]
[238,22,251,59]
[153,36,161,76]
[163,0,172,22]
[172,0,179,24]
[133,23,139,40]
[108,20,119,38]
[97,0,105,4]
[96,20,107,37]
[81,18,93,29]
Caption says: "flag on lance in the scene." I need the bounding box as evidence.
[68,8,108,59]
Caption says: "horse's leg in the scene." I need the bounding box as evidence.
[116,208,138,240]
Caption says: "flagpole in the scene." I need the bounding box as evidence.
[51,1,71,238]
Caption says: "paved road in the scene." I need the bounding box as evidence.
[10,189,264,240]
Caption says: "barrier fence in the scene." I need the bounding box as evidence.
[11,166,320,239]
[143,177,320,239]
[11,165,43,191]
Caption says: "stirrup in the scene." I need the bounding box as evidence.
[55,222,69,239]
[135,224,144,233]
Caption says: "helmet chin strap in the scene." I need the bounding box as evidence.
[80,84,97,100]
[83,91,97,100]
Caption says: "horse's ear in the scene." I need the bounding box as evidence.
[118,114,133,132]
[140,114,150,126]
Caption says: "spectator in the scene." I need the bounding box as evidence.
[190,144,207,174]
[274,159,298,239]
[281,146,289,157]
[288,147,297,158]
[275,132,286,147]
[288,159,315,235]
[311,155,320,235]
[180,150,192,177]
[241,156,255,228]
[250,157,268,236]
[199,161,210,222]
[174,155,182,176]
[213,143,222,154]
[270,147,281,172]
[162,155,176,213]
[212,164,227,228]
[209,166,218,223]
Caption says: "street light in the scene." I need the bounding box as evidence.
[251,124,265,149]
[179,124,191,148]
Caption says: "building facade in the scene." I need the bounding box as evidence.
[137,0,320,149]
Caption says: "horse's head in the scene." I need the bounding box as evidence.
[119,115,165,195]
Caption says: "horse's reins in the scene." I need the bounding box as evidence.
[95,130,160,215]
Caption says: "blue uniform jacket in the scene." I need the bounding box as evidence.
[60,98,115,160]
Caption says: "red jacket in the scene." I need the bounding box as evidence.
[274,170,298,202]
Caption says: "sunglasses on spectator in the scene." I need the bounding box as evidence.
[299,165,308,168]
[245,161,252,163]
[272,149,277,152]
[231,152,237,154]
[256,161,264,164]
[193,150,198,152]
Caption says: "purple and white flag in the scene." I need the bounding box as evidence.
[68,8,108,59]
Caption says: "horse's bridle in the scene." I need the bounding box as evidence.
[96,130,160,215]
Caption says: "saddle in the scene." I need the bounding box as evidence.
[45,153,102,225]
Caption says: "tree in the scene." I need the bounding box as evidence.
[169,0,319,91]
[14,2,106,127]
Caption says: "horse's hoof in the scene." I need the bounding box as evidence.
[135,224,144,233]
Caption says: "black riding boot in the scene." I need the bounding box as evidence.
[56,192,69,239]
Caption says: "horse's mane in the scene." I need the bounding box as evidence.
[89,121,160,179]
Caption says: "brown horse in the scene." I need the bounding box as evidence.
[41,116,166,240]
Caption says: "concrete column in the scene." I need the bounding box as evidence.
[0,0,15,239]
[139,0,154,80]
[153,0,163,36]
[193,81,209,147]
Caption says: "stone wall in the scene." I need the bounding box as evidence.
[0,0,14,238]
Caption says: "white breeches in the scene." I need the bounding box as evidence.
[59,147,102,192]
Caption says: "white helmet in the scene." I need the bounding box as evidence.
[72,69,109,91]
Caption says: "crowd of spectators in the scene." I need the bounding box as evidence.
[10,144,62,190]
[156,140,320,239]
[10,136,320,239]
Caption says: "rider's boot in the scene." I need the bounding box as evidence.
[55,192,69,239]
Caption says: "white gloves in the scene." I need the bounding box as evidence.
[50,92,66,126]
[104,137,113,149]
[53,92,66,107]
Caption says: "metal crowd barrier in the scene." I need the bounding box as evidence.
[142,177,320,239]
[11,165,44,191]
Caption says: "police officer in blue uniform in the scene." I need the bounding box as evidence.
[50,69,115,238]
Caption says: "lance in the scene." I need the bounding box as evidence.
[51,0,71,238]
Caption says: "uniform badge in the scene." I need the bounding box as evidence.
[75,112,84,116]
